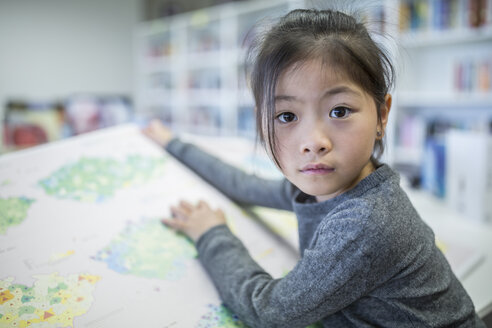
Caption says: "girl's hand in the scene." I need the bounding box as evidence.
[142,119,174,147]
[164,200,226,243]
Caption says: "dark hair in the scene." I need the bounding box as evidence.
[247,8,395,167]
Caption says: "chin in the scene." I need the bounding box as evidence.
[286,175,338,198]
[298,185,335,198]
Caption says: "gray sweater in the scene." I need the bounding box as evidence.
[166,138,485,328]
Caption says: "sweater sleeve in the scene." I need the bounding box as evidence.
[195,204,399,328]
[165,138,294,210]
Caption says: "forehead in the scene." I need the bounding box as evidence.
[278,59,356,90]
[275,59,366,99]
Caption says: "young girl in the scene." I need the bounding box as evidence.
[143,8,485,328]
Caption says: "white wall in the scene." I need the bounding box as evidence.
[0,0,140,121]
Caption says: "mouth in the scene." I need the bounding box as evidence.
[300,163,335,175]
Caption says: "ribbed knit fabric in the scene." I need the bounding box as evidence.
[166,138,485,328]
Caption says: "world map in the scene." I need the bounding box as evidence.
[0,125,300,326]
[38,155,167,202]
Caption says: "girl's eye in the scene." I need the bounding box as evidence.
[276,112,298,123]
[329,106,352,119]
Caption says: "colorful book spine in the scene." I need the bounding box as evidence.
[399,0,492,33]
[454,56,492,93]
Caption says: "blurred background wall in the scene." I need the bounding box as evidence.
[0,0,140,104]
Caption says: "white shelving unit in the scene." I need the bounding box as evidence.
[135,0,298,138]
[390,0,492,226]
[392,0,492,168]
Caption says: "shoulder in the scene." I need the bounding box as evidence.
[317,167,435,262]
[328,164,423,231]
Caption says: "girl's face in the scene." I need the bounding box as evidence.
[272,59,390,202]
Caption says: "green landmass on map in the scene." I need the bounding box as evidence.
[195,303,323,328]
[0,273,100,327]
[0,197,35,234]
[196,304,248,328]
[93,217,197,280]
[38,155,166,202]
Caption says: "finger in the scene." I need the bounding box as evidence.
[142,126,158,141]
[215,208,226,219]
[170,206,189,221]
[197,200,209,209]
[141,126,151,136]
[179,200,194,212]
[150,119,162,128]
[162,218,186,230]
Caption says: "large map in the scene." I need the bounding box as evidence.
[0,124,299,327]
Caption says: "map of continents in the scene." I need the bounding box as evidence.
[0,273,100,327]
[38,155,166,202]
[0,197,35,234]
[93,218,197,280]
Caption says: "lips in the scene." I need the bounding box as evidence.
[300,163,335,175]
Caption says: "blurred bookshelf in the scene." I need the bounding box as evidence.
[134,0,294,138]
[392,0,492,224]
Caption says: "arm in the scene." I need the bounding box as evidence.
[196,211,401,328]
[142,119,294,210]
[166,138,294,210]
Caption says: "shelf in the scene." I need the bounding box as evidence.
[186,89,222,106]
[144,57,175,72]
[140,89,176,107]
[397,92,492,108]
[394,146,423,166]
[187,50,225,68]
[399,25,492,48]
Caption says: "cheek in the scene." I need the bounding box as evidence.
[274,129,297,167]
[337,125,376,156]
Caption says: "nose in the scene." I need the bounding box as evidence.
[300,121,332,155]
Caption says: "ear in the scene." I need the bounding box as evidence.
[378,94,392,137]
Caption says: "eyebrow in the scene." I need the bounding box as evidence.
[275,85,362,102]
[324,86,362,98]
